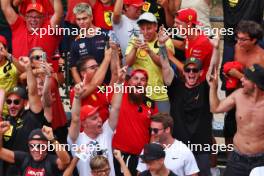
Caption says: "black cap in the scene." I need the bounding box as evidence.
[140,143,165,161]
[6,86,28,99]
[28,129,47,141]
[244,64,264,90]
[184,57,202,70]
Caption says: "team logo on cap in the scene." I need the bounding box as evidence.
[249,65,255,72]
[188,15,193,21]
[190,57,196,62]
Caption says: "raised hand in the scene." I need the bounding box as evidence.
[207,66,218,88]
[40,62,53,76]
[74,77,86,98]
[0,121,10,135]
[19,56,31,69]
[117,66,128,84]
[42,125,54,141]
[113,149,122,161]
[209,34,220,49]
[158,25,170,45]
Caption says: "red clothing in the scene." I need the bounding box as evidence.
[19,0,54,17]
[50,77,67,129]
[92,1,114,30]
[185,33,213,81]
[112,93,158,155]
[11,16,61,72]
[69,87,110,122]
[65,0,90,24]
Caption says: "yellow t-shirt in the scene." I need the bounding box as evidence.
[125,37,175,101]
[0,61,18,115]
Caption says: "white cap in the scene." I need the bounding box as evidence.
[137,12,158,24]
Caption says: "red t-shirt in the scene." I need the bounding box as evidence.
[11,16,61,72]
[185,33,213,81]
[65,0,90,24]
[19,0,54,17]
[112,93,158,155]
[69,87,110,122]
[50,77,67,129]
[92,1,114,30]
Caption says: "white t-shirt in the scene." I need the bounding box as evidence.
[112,15,140,62]
[67,120,115,176]
[137,140,199,176]
[250,167,264,176]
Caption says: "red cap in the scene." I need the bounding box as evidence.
[131,69,148,81]
[176,8,201,25]
[123,0,144,7]
[0,35,7,47]
[80,105,99,122]
[26,3,44,14]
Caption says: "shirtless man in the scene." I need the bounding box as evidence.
[229,20,264,79]
[208,64,264,176]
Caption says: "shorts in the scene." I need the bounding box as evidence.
[224,150,264,176]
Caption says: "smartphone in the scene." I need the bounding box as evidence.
[41,52,47,62]
[159,45,168,60]
[138,34,144,44]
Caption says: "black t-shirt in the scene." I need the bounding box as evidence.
[223,0,264,45]
[2,109,49,176]
[14,151,61,176]
[142,0,167,28]
[69,29,111,84]
[140,170,177,176]
[168,76,212,153]
[3,109,48,151]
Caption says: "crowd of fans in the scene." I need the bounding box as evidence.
[0,0,263,175]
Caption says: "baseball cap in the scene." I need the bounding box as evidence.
[0,35,7,47]
[28,129,47,141]
[130,69,148,81]
[244,64,264,90]
[176,8,201,25]
[6,86,28,99]
[80,105,99,122]
[123,0,144,7]
[137,12,158,25]
[26,3,44,14]
[184,57,202,70]
[140,143,165,161]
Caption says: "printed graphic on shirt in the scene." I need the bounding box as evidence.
[104,11,113,27]
[229,0,239,7]
[25,167,45,176]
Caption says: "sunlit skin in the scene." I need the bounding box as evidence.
[80,59,99,82]
[236,32,256,50]
[240,77,255,94]
[145,158,164,174]
[28,135,48,162]
[75,12,93,29]
[92,165,111,176]
[82,112,103,139]
[99,0,112,6]
[6,94,26,117]
[124,5,142,20]
[183,64,202,88]
[25,11,44,33]
[128,72,148,96]
[139,23,158,42]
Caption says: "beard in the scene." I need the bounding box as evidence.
[128,92,144,105]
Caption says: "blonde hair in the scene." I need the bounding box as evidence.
[73,3,92,16]
[90,155,110,171]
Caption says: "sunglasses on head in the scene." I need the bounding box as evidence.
[184,67,199,73]
[149,127,164,134]
[30,55,42,61]
[6,99,20,105]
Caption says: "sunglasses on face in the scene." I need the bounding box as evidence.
[30,55,42,61]
[6,99,20,105]
[149,127,164,134]
[184,67,199,73]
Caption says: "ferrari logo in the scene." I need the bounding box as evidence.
[104,11,113,27]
